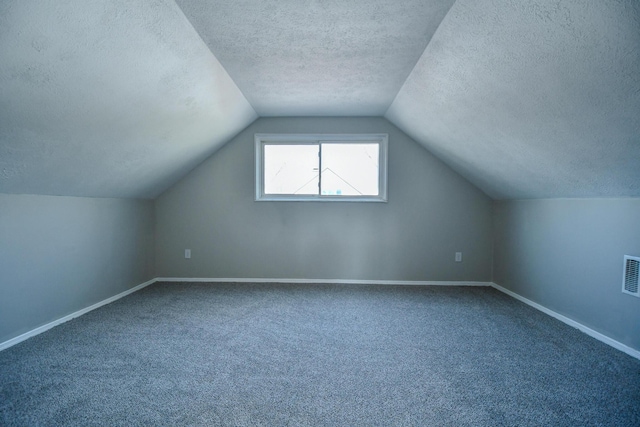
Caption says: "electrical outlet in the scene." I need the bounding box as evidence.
[185,249,191,259]
[455,252,462,262]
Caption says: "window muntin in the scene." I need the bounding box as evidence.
[255,134,388,202]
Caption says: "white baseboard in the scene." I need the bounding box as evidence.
[0,278,157,352]
[156,277,492,286]
[5,278,636,361]
[1,278,487,352]
[490,282,640,360]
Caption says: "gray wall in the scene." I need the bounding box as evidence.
[155,117,493,281]
[0,194,155,344]
[493,198,640,351]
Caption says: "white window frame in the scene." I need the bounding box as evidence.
[255,133,388,202]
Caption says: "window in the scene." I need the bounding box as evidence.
[255,134,388,202]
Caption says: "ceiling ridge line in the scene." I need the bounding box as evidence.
[383,0,461,118]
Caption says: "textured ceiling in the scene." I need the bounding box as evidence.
[386,0,640,199]
[1,0,638,200]
[175,0,455,116]
[0,0,256,199]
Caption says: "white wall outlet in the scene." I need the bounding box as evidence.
[185,249,191,259]
[455,252,462,262]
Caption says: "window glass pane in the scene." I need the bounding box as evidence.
[264,144,319,195]
[320,143,379,196]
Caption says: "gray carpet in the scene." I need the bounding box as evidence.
[1,282,639,426]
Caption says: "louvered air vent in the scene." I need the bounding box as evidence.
[622,255,640,297]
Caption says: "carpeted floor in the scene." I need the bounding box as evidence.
[1,282,639,426]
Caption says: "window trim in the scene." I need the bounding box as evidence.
[255,133,388,202]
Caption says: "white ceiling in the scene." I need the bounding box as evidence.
[175,0,455,116]
[0,0,638,199]
[0,0,256,198]
[387,0,640,199]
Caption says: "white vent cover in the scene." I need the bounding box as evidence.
[622,255,640,297]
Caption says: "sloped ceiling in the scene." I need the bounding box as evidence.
[1,0,638,199]
[0,0,257,199]
[387,0,640,199]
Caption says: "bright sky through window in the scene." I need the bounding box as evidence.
[264,144,318,195]
[320,143,379,196]
[255,134,388,202]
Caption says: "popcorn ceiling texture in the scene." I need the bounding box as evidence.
[0,0,257,199]
[0,0,638,199]
[386,0,640,199]
[176,0,456,117]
